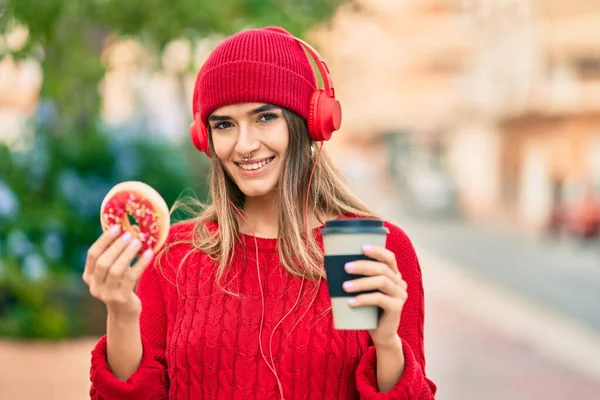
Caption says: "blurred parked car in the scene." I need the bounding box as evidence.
[548,183,600,240]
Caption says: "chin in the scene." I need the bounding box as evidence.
[238,184,277,198]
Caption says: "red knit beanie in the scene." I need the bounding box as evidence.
[194,26,317,125]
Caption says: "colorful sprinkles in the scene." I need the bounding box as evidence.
[101,190,162,253]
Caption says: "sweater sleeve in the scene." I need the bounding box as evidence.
[356,223,437,399]
[89,259,169,400]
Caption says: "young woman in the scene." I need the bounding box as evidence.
[84,26,437,399]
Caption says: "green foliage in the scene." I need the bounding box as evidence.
[0,114,208,339]
[5,0,344,46]
[2,0,347,129]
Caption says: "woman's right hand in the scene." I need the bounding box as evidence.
[82,225,154,319]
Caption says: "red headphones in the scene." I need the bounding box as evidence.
[189,35,342,156]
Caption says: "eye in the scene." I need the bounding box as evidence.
[258,113,278,123]
[212,121,233,130]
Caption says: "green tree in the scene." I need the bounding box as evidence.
[1,0,347,130]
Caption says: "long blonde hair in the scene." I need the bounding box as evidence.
[157,108,377,289]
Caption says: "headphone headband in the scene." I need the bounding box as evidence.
[290,36,336,100]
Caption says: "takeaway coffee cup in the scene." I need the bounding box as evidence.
[321,218,389,330]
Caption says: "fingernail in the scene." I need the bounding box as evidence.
[343,281,353,290]
[143,249,153,259]
[345,262,355,272]
[131,239,141,248]
[121,232,132,242]
[348,298,356,305]
[109,225,121,235]
[362,245,372,252]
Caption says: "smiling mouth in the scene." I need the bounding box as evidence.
[235,156,275,171]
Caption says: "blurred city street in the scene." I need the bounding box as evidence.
[3,1,600,399]
[337,146,600,400]
[397,214,600,330]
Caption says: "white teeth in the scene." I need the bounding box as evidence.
[238,157,273,171]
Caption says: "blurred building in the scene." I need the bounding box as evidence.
[316,0,600,231]
[312,0,471,144]
[312,0,472,216]
[449,0,600,231]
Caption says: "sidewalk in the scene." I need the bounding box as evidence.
[420,248,600,400]
[424,290,600,400]
[396,214,600,331]
[0,339,93,400]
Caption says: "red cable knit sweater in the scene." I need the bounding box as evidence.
[89,220,436,399]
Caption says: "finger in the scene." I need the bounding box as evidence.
[349,292,406,313]
[343,275,403,298]
[105,238,143,288]
[93,231,135,285]
[83,225,122,282]
[122,249,154,291]
[361,245,398,273]
[345,260,401,284]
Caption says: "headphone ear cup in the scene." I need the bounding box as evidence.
[307,90,342,142]
[189,113,211,155]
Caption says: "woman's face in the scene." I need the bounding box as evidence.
[209,102,289,199]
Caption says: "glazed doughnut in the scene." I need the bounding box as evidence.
[100,181,170,255]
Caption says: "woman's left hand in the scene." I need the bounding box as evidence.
[343,245,407,347]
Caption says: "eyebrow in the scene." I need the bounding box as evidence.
[208,104,280,122]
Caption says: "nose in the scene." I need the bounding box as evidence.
[234,123,260,157]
